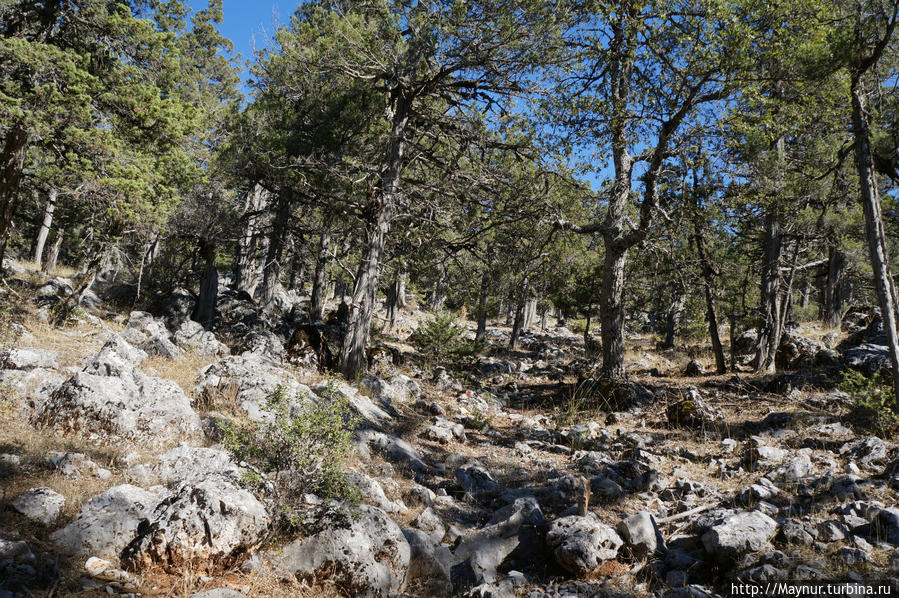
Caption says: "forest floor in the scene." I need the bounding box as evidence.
[1,260,898,598]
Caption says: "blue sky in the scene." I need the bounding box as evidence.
[188,0,297,76]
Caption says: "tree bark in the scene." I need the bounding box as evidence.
[661,282,686,349]
[32,188,57,266]
[510,299,525,349]
[193,238,218,330]
[43,228,63,273]
[0,125,29,267]
[852,79,899,407]
[475,267,490,343]
[824,247,846,328]
[692,221,726,374]
[233,184,268,294]
[340,97,409,379]
[599,245,628,379]
[753,205,784,372]
[258,193,292,307]
[309,226,333,322]
[288,234,306,291]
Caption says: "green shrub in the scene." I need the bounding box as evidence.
[410,311,478,362]
[839,369,899,436]
[223,382,360,532]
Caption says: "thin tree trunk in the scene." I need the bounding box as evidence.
[309,226,333,322]
[288,234,306,291]
[510,300,525,349]
[193,238,218,330]
[395,261,407,309]
[0,125,29,268]
[825,248,846,328]
[852,79,899,408]
[43,228,63,273]
[693,221,726,374]
[340,99,408,379]
[32,188,57,266]
[475,268,490,343]
[662,283,686,349]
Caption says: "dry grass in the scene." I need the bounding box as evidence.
[17,315,112,367]
[140,353,217,397]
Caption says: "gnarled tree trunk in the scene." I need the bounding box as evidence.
[340,99,408,379]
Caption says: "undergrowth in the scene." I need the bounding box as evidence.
[839,368,899,436]
[223,382,361,534]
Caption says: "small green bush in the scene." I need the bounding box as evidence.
[223,382,360,532]
[410,311,478,362]
[839,369,899,436]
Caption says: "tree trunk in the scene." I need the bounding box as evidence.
[32,188,57,266]
[0,125,29,267]
[429,263,447,310]
[309,226,333,322]
[43,228,63,273]
[395,261,407,309]
[288,234,306,291]
[340,202,391,378]
[522,297,538,331]
[753,206,784,372]
[661,283,686,349]
[233,184,268,293]
[852,79,899,408]
[599,245,628,380]
[475,268,490,343]
[258,194,292,307]
[800,278,811,309]
[510,300,525,349]
[693,224,726,374]
[193,238,218,330]
[824,247,846,329]
[340,98,408,379]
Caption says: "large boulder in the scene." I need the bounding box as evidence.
[122,473,269,574]
[0,348,58,370]
[194,353,309,421]
[126,445,242,487]
[701,511,778,563]
[35,358,202,447]
[278,504,410,597]
[449,497,547,592]
[546,513,622,575]
[51,485,166,560]
[121,311,181,358]
[171,320,229,357]
[84,333,147,377]
[617,511,662,558]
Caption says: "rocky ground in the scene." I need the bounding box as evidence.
[1,260,898,598]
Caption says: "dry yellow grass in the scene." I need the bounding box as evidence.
[140,353,217,397]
